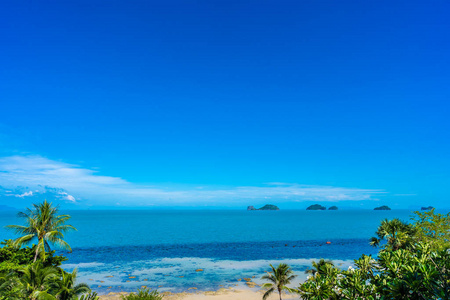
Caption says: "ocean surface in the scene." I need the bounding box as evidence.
[0,209,418,293]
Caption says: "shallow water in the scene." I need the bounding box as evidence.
[0,209,418,293]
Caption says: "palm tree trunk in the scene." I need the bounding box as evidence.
[278,288,282,300]
[34,238,44,262]
[33,246,39,262]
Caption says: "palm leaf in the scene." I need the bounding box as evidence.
[262,287,274,300]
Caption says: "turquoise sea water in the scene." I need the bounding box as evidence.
[0,209,419,293]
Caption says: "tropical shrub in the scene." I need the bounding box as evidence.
[0,239,67,273]
[296,209,450,300]
[0,271,22,300]
[53,269,91,300]
[412,208,450,250]
[0,201,92,300]
[121,288,163,300]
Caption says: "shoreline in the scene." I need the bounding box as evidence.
[99,287,299,300]
[66,257,354,295]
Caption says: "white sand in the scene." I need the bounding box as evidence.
[100,288,298,300]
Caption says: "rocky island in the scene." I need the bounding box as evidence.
[328,206,338,210]
[247,204,280,211]
[374,205,391,210]
[421,206,434,211]
[306,204,326,210]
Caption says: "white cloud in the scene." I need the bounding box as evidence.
[15,191,33,197]
[58,191,76,202]
[0,155,385,206]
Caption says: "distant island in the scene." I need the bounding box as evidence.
[306,204,326,210]
[421,206,434,211]
[247,204,280,211]
[374,205,391,211]
[328,206,338,210]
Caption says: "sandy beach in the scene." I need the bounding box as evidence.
[99,288,298,300]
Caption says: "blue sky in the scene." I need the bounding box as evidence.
[0,1,449,209]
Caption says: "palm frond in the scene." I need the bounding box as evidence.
[12,234,35,247]
[262,287,274,300]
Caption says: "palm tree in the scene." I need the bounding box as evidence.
[370,218,416,250]
[18,262,58,300]
[54,269,91,300]
[0,271,21,299]
[304,259,334,276]
[6,200,76,262]
[261,263,296,300]
[79,292,99,300]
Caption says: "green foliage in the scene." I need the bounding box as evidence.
[121,288,163,300]
[79,292,99,300]
[412,208,450,250]
[0,271,23,300]
[1,201,93,300]
[261,263,296,300]
[304,259,334,276]
[0,239,67,273]
[53,269,91,300]
[296,209,450,300]
[298,264,341,300]
[0,263,93,300]
[369,218,416,250]
[20,262,59,299]
[6,200,76,262]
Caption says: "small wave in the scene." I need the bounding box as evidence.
[63,262,105,269]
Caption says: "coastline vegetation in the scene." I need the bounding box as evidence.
[1,201,449,299]
[261,264,296,300]
[289,209,450,299]
[120,288,162,300]
[0,200,98,300]
[6,200,76,262]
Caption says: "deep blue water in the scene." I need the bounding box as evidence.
[0,209,418,293]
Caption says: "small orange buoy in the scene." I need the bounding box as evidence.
[326,241,331,244]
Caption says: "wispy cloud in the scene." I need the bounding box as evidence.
[15,191,33,198]
[0,155,385,207]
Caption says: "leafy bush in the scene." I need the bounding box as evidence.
[296,209,450,300]
[0,239,67,273]
[0,201,92,300]
[121,288,163,300]
[413,208,450,250]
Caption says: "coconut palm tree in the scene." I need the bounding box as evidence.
[54,269,91,300]
[6,200,76,262]
[0,271,22,299]
[261,263,296,300]
[18,262,58,300]
[304,259,334,276]
[370,218,416,250]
